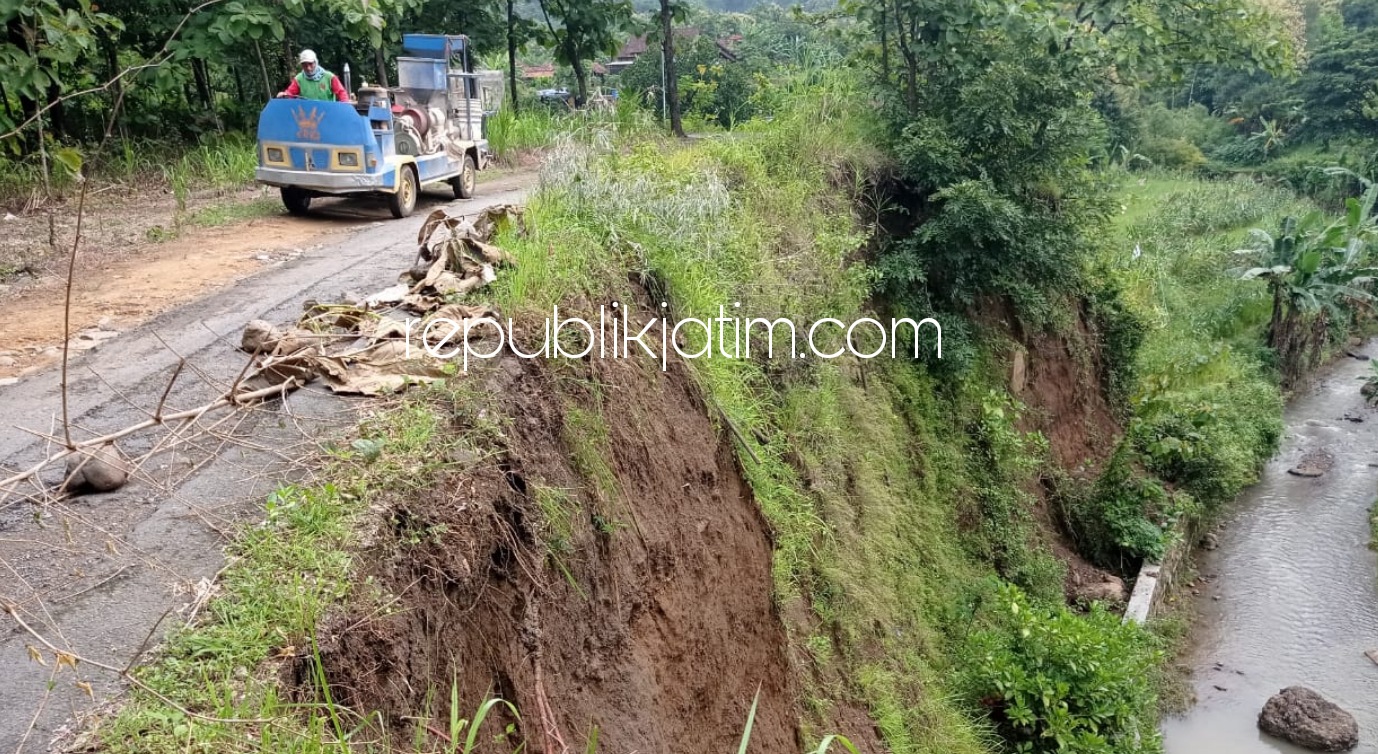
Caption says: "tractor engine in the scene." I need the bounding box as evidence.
[393,105,448,156]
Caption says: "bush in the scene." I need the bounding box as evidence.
[1130,380,1283,509]
[1136,137,1208,171]
[964,583,1164,754]
[1209,137,1267,166]
[1060,446,1194,572]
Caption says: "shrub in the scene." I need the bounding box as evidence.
[1130,381,1282,509]
[964,583,1164,754]
[1209,137,1266,166]
[1060,446,1194,573]
[1136,137,1207,171]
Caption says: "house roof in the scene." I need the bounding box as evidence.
[520,63,555,79]
[616,27,701,60]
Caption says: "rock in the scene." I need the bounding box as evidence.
[1346,350,1371,361]
[96,316,114,330]
[1349,336,1364,348]
[241,319,283,354]
[1201,532,1219,551]
[1071,575,1127,604]
[1258,686,1359,752]
[63,445,129,494]
[1289,450,1334,478]
[1365,649,1378,667]
[0,355,14,367]
[0,377,18,387]
[1010,349,1027,395]
[1364,381,1378,400]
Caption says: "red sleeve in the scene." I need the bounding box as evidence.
[331,74,348,101]
[283,77,300,96]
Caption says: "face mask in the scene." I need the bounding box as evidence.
[302,63,324,82]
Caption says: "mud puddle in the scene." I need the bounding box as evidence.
[1162,344,1378,752]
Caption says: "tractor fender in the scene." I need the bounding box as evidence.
[388,157,418,194]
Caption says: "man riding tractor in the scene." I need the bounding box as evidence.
[277,49,348,101]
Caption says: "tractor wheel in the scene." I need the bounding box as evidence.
[281,186,311,216]
[451,154,477,200]
[388,165,418,219]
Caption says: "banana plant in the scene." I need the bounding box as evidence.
[1236,179,1378,383]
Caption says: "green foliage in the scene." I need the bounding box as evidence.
[963,583,1164,754]
[1130,379,1282,508]
[1235,179,1378,385]
[1060,446,1192,572]
[878,49,1113,313]
[535,0,634,101]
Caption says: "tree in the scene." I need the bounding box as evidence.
[1,0,120,148]
[536,0,632,104]
[845,0,1295,117]
[849,0,1297,320]
[659,0,685,137]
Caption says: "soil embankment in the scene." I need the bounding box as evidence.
[308,351,801,752]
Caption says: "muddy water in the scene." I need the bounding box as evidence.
[1162,346,1378,753]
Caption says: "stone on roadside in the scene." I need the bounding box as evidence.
[1258,686,1358,752]
[1201,531,1219,550]
[241,319,283,354]
[63,444,130,494]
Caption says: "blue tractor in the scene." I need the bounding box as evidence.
[255,34,500,219]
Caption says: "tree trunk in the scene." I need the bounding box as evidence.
[375,47,390,89]
[104,39,123,137]
[253,39,274,99]
[507,0,520,115]
[232,63,245,103]
[879,4,890,87]
[570,53,588,106]
[660,0,684,137]
[191,59,212,108]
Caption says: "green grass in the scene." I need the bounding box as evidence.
[0,134,258,203]
[1104,170,1293,512]
[94,395,502,752]
[186,195,280,228]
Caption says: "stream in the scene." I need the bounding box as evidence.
[1162,344,1378,753]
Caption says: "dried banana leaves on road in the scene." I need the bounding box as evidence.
[237,205,523,396]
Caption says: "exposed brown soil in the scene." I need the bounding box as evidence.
[0,214,342,378]
[1011,321,1121,472]
[984,298,1128,588]
[302,349,805,752]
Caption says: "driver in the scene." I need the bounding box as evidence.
[277,49,348,101]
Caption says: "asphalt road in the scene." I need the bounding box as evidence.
[0,175,532,752]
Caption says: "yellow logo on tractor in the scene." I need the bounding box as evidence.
[292,105,325,141]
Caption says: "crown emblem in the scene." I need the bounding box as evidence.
[293,105,326,141]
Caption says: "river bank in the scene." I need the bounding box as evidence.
[1161,343,1378,752]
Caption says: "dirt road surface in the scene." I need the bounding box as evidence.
[0,173,533,751]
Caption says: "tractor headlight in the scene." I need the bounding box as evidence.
[337,151,358,167]
[266,147,284,163]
